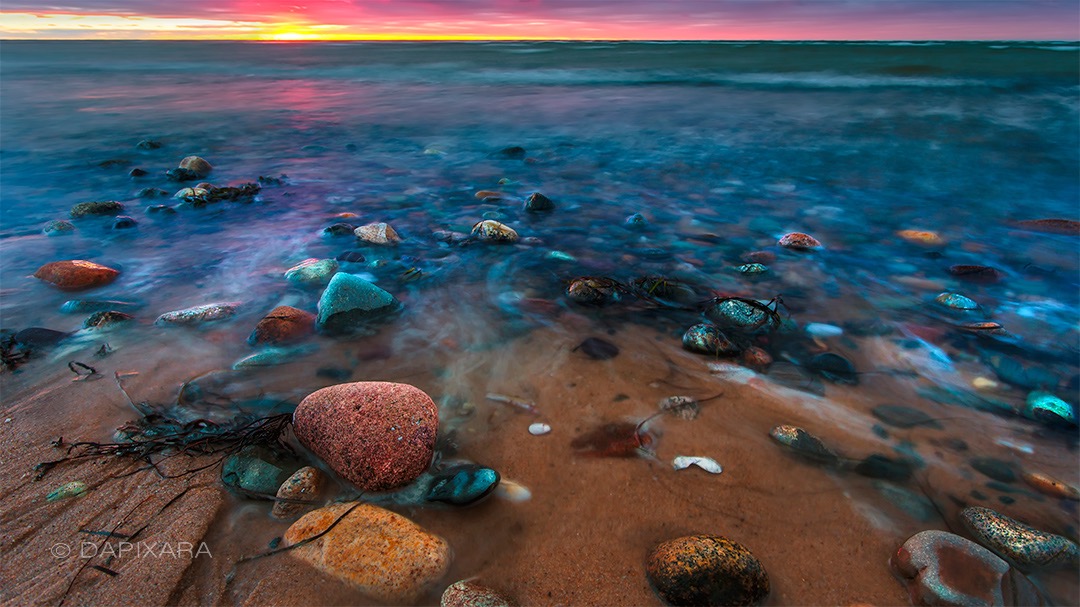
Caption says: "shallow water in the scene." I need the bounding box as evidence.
[1,40,1078,605]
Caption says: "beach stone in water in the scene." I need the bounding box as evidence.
[778,232,822,250]
[354,222,402,245]
[682,323,741,356]
[441,581,518,607]
[960,506,1079,570]
[284,502,450,604]
[871,404,941,429]
[1013,218,1080,235]
[891,530,1041,607]
[424,464,500,506]
[646,535,770,606]
[70,200,124,218]
[248,305,315,346]
[43,220,75,236]
[1021,391,1076,427]
[83,310,134,329]
[323,222,356,236]
[494,146,526,159]
[854,454,914,482]
[970,458,1017,483]
[272,466,324,519]
[284,258,338,287]
[222,446,290,495]
[523,192,554,212]
[704,299,774,333]
[14,327,70,349]
[566,277,621,306]
[293,381,437,491]
[768,425,839,466]
[625,213,648,229]
[178,155,212,178]
[155,302,240,326]
[471,219,519,243]
[807,352,858,384]
[112,215,137,229]
[935,292,980,311]
[1021,472,1080,501]
[575,337,619,360]
[948,265,1003,283]
[34,260,120,291]
[315,272,402,335]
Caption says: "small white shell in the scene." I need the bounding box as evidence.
[494,479,531,502]
[672,456,723,474]
[528,422,551,435]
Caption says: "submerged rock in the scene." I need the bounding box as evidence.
[315,272,402,335]
[354,222,402,245]
[323,222,356,236]
[248,305,315,346]
[272,466,324,519]
[34,260,119,291]
[897,229,945,245]
[575,337,619,360]
[70,201,124,218]
[807,352,858,384]
[566,277,622,306]
[948,265,1003,283]
[61,299,141,314]
[424,464,500,506]
[1013,218,1080,235]
[222,446,291,495]
[704,299,777,333]
[935,292,980,311]
[523,192,554,212]
[1021,472,1079,501]
[891,530,1040,607]
[14,327,70,349]
[737,263,768,275]
[43,220,75,236]
[112,215,138,229]
[284,502,451,604]
[1022,391,1076,427]
[154,302,241,326]
[293,381,438,491]
[494,146,526,159]
[778,232,822,250]
[178,155,212,178]
[625,213,648,229]
[961,506,1079,570]
[682,323,741,356]
[471,220,518,243]
[136,139,162,150]
[232,345,315,369]
[441,581,517,607]
[284,258,338,287]
[871,404,941,429]
[646,535,770,606]
[83,310,134,329]
[768,425,840,466]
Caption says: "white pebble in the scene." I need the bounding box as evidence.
[805,323,844,338]
[672,456,723,474]
[494,479,532,502]
[528,422,551,435]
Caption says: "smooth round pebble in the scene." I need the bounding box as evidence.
[646,534,770,606]
[441,581,518,607]
[528,422,551,435]
[961,506,1079,570]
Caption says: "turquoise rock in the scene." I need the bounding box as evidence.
[232,345,316,369]
[935,292,980,311]
[43,220,75,236]
[284,258,338,287]
[46,481,88,502]
[961,506,1080,570]
[1022,391,1076,427]
[624,213,648,229]
[704,298,776,333]
[424,464,500,506]
[682,323,741,356]
[61,299,142,314]
[222,447,290,495]
[316,272,402,335]
[737,263,768,275]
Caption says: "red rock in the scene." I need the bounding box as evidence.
[778,232,822,250]
[744,251,777,264]
[248,305,315,346]
[293,382,438,491]
[1014,218,1080,235]
[740,346,773,371]
[33,260,119,291]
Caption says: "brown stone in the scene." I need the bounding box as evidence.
[271,466,323,519]
[248,306,315,346]
[33,260,119,291]
[293,382,437,491]
[1014,219,1080,235]
[778,232,822,250]
[646,535,770,606]
[441,580,518,607]
[284,502,450,604]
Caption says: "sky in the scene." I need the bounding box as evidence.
[0,0,1077,41]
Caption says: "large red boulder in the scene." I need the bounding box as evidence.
[34,260,119,291]
[293,382,437,491]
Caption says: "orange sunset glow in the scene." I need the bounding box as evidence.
[1,1,1078,40]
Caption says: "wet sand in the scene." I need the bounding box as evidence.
[2,313,1077,606]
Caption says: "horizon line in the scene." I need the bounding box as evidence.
[2,38,1077,43]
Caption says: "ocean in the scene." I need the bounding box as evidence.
[1,40,1077,605]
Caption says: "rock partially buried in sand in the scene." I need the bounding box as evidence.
[890,529,1040,607]
[272,466,324,519]
[34,260,120,291]
[646,534,770,606]
[354,222,402,245]
[315,272,402,335]
[293,381,437,491]
[284,258,338,287]
[70,200,124,218]
[248,305,315,346]
[768,425,840,466]
[155,302,241,326]
[471,220,518,243]
[285,502,450,604]
[441,581,518,607]
[960,506,1079,570]
[778,232,822,250]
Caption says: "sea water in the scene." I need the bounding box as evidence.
[1,41,1078,604]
